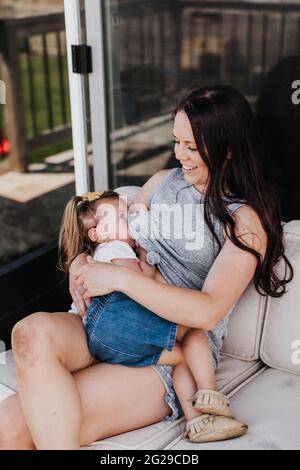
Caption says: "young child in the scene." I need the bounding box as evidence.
[58,190,247,443]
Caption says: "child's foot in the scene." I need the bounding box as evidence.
[188,388,233,418]
[184,414,248,443]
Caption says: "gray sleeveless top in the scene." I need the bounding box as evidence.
[128,168,247,365]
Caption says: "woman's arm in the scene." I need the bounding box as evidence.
[115,257,159,280]
[69,253,91,315]
[122,206,267,329]
[121,208,266,329]
[76,206,267,330]
[111,258,158,279]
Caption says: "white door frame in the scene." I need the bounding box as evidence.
[85,0,110,191]
[64,0,90,194]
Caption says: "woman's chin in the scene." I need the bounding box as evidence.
[182,169,200,183]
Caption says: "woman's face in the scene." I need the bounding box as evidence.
[173,111,209,193]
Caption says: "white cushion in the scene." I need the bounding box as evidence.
[260,220,300,375]
[81,418,186,451]
[167,368,300,450]
[0,350,17,391]
[221,281,267,361]
[216,355,263,395]
[114,186,140,205]
[0,383,14,402]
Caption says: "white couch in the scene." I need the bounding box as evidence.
[1,186,300,450]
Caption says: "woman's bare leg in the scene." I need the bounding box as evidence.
[73,361,171,444]
[11,312,95,450]
[0,394,35,450]
[0,361,171,450]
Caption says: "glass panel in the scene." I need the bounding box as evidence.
[0,1,88,266]
[101,0,300,221]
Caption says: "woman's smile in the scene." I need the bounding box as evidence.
[173,111,209,191]
[182,164,198,172]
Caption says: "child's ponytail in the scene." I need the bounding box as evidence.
[58,190,120,273]
[58,195,84,273]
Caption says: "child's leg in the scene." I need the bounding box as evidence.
[182,329,217,390]
[171,330,247,442]
[156,327,216,422]
[157,327,217,388]
[163,329,218,422]
[156,324,190,366]
[172,362,204,422]
[157,342,184,366]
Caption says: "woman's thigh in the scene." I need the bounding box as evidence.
[76,362,171,445]
[1,363,170,448]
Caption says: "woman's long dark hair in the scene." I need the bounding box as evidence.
[173,85,293,298]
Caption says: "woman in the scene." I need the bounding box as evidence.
[0,85,293,449]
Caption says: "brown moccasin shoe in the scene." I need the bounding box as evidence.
[184,414,248,443]
[188,388,234,418]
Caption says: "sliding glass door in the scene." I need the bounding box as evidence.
[84,0,300,221]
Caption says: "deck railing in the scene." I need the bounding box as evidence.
[0,12,72,173]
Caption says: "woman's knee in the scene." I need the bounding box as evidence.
[12,312,54,365]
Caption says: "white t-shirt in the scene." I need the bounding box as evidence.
[69,240,138,314]
[93,240,138,263]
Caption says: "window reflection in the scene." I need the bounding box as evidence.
[103,0,300,221]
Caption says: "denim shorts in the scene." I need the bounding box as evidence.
[151,365,184,422]
[85,292,178,367]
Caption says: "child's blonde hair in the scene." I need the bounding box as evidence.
[58,190,120,273]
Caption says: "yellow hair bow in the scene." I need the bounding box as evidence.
[81,191,104,202]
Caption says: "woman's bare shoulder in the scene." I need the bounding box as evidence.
[131,169,172,208]
[222,204,267,259]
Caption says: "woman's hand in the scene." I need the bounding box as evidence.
[75,256,124,300]
[69,253,91,317]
